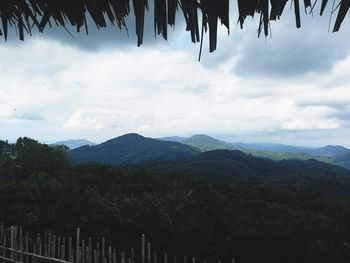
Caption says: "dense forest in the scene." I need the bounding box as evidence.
[1,138,350,263]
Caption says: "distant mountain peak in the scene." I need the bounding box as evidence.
[69,133,199,166]
[53,139,95,149]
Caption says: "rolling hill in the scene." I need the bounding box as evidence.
[153,149,350,195]
[69,133,200,166]
[161,135,350,169]
[182,134,242,152]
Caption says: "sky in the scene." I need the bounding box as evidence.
[1,2,350,147]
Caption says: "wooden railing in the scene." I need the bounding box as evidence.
[0,223,236,263]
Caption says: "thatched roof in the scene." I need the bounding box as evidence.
[0,0,348,53]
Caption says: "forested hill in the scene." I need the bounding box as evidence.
[69,133,200,166]
[1,138,350,262]
[152,150,350,196]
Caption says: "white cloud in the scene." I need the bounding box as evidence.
[1,21,350,147]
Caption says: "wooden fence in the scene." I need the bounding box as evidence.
[0,223,236,263]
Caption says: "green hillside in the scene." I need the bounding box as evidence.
[1,138,350,263]
[183,134,242,152]
[69,133,200,166]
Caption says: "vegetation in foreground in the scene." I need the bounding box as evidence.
[1,138,350,263]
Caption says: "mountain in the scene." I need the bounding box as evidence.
[158,136,187,143]
[237,143,350,156]
[182,134,243,152]
[237,143,311,154]
[69,133,200,166]
[162,135,337,165]
[53,139,96,149]
[307,145,350,156]
[154,150,350,194]
[333,153,350,169]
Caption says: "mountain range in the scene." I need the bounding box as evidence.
[67,133,350,197]
[68,133,350,170]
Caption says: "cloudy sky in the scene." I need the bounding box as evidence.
[1,2,350,147]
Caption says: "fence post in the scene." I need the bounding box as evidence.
[113,249,117,263]
[19,226,23,262]
[10,226,14,261]
[3,231,6,262]
[62,237,66,260]
[25,232,29,263]
[108,246,112,263]
[69,237,73,262]
[82,240,86,263]
[147,243,151,263]
[58,236,61,259]
[0,222,4,244]
[141,235,145,263]
[88,238,92,263]
[77,228,81,263]
[101,238,105,263]
[131,248,135,263]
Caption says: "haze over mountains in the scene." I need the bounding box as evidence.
[66,133,350,195]
[53,139,96,149]
[67,133,350,170]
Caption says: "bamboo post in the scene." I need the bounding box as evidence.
[37,233,41,255]
[77,228,81,263]
[108,246,112,263]
[153,251,157,263]
[82,240,86,263]
[49,232,53,257]
[78,247,82,263]
[232,259,236,263]
[147,243,151,263]
[10,226,14,260]
[2,232,7,263]
[0,223,3,244]
[164,253,167,263]
[174,256,177,263]
[192,257,195,263]
[96,242,100,263]
[94,250,99,263]
[62,237,66,260]
[13,226,17,261]
[131,248,135,263]
[88,238,92,263]
[141,235,145,263]
[86,246,90,263]
[53,234,57,258]
[112,249,117,263]
[2,231,6,263]
[184,256,187,263]
[25,232,29,263]
[69,237,73,262]
[58,236,61,259]
[121,252,125,263]
[19,227,23,262]
[101,238,105,263]
[33,239,37,263]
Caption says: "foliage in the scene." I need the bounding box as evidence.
[0,139,350,262]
